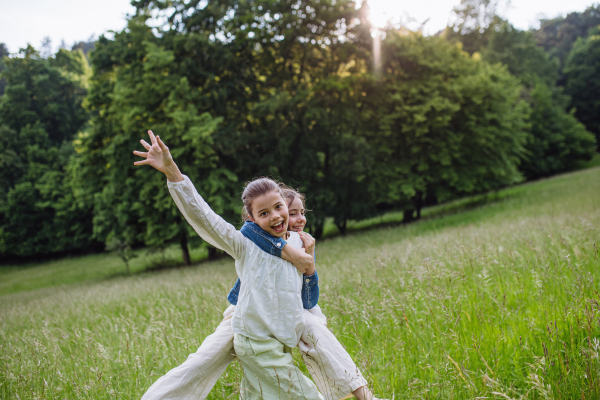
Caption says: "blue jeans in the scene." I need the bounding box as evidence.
[227,221,319,309]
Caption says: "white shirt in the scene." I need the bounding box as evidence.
[168,175,305,348]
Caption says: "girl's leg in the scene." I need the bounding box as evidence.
[142,305,236,400]
[234,334,324,400]
[299,307,371,400]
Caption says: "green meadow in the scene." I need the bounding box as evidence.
[1,166,600,399]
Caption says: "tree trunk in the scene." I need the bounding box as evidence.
[208,246,219,260]
[335,218,347,235]
[311,219,325,239]
[179,232,191,266]
[415,191,424,220]
[403,209,415,223]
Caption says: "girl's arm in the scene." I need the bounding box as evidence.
[296,232,316,276]
[238,221,319,308]
[296,231,318,308]
[282,246,315,275]
[302,269,319,309]
[134,130,246,260]
[240,221,314,274]
[168,177,245,259]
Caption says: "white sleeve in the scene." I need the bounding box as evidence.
[167,175,246,260]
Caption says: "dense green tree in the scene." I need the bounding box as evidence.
[89,0,375,239]
[482,22,596,177]
[77,0,542,242]
[371,32,529,220]
[8,0,595,260]
[520,82,596,178]
[71,16,235,264]
[299,76,378,235]
[482,22,558,88]
[445,0,505,54]
[213,0,376,236]
[0,46,95,258]
[534,4,600,84]
[242,72,379,236]
[564,26,600,146]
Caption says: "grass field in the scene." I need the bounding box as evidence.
[1,166,600,399]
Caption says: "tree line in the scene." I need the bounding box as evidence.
[0,0,598,263]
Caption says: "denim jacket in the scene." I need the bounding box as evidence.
[227,221,319,309]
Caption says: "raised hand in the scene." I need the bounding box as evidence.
[133,130,183,182]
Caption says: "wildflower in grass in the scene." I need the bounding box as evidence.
[97,342,109,361]
[478,268,492,287]
[532,270,543,291]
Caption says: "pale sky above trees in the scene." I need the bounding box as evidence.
[0,0,598,53]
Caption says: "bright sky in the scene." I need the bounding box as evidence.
[369,0,599,34]
[0,0,598,53]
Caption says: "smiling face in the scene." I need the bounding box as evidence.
[249,190,289,237]
[287,196,306,232]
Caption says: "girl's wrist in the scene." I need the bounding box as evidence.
[165,164,184,182]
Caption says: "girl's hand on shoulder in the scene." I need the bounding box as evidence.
[294,247,314,274]
[298,232,315,256]
[282,244,313,273]
[133,130,183,182]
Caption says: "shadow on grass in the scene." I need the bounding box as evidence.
[128,251,230,278]
[580,152,600,170]
[320,191,512,240]
[144,257,187,272]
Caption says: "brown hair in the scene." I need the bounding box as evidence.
[281,187,306,209]
[241,177,285,221]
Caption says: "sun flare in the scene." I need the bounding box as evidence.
[366,0,401,30]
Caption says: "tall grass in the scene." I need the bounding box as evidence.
[1,167,599,399]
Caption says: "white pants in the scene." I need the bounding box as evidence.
[234,334,324,400]
[142,305,367,400]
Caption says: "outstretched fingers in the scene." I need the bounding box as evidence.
[133,150,148,158]
[134,159,150,166]
[140,139,151,150]
[156,135,168,151]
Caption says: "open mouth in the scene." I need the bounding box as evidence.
[271,221,285,234]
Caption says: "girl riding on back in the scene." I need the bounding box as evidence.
[135,130,383,400]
